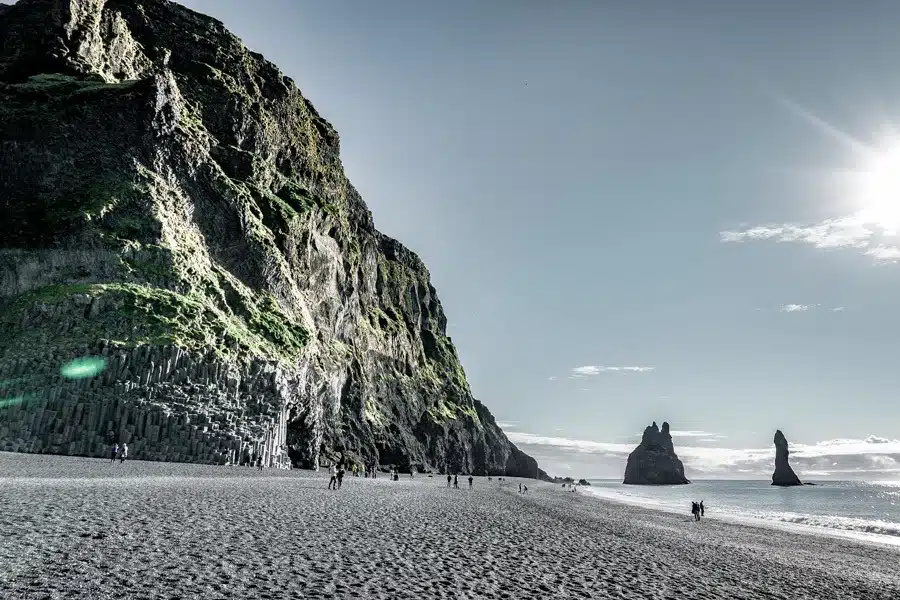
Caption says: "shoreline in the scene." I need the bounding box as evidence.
[2,453,899,599]
[578,481,900,549]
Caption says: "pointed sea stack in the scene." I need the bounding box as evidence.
[623,421,690,485]
[771,430,802,486]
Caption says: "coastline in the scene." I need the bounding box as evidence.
[581,480,900,549]
[1,452,898,599]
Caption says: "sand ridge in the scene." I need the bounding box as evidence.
[0,453,898,599]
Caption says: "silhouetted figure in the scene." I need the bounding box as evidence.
[337,466,345,489]
[468,475,473,488]
[691,501,700,521]
[328,465,338,490]
[518,483,522,494]
[523,485,528,494]
[119,444,128,464]
[700,501,705,517]
[453,474,459,489]
[257,456,263,471]
[110,444,118,463]
[447,474,452,488]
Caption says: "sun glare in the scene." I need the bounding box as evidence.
[854,139,900,234]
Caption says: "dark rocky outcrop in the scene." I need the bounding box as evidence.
[0,0,542,478]
[623,421,690,485]
[577,478,590,486]
[771,430,802,486]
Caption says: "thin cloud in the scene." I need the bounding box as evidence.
[569,365,655,379]
[547,376,557,381]
[865,246,900,262]
[831,307,845,312]
[669,431,728,439]
[780,304,810,313]
[720,217,875,251]
[496,422,518,429]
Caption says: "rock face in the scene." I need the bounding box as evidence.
[0,0,543,478]
[623,421,690,485]
[771,430,802,486]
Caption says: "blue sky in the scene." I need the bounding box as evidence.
[11,0,900,477]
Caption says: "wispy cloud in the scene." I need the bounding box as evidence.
[507,431,900,479]
[865,246,900,261]
[760,304,843,313]
[721,216,900,263]
[669,431,728,439]
[720,217,875,250]
[547,376,557,381]
[780,304,810,313]
[569,365,655,378]
[496,421,518,429]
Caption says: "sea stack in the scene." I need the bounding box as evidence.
[623,421,690,485]
[771,430,802,486]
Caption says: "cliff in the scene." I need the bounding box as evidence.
[0,0,542,478]
[623,421,690,485]
[771,430,802,486]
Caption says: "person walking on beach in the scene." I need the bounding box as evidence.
[468,475,473,488]
[518,483,522,494]
[337,465,345,489]
[700,501,705,517]
[523,485,528,494]
[691,501,700,521]
[119,443,128,464]
[257,455,263,471]
[110,443,118,463]
[447,473,452,488]
[328,465,338,490]
[453,474,459,489]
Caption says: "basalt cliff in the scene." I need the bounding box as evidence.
[0,0,543,477]
[771,430,802,486]
[623,421,690,485]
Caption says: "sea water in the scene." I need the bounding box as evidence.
[584,479,900,546]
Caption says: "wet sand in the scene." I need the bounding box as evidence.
[0,452,898,599]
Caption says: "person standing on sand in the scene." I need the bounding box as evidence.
[523,485,528,494]
[119,443,128,464]
[257,455,263,471]
[700,501,705,517]
[518,483,522,494]
[337,466,345,489]
[328,465,338,490]
[468,475,473,488]
[110,443,118,463]
[691,502,699,521]
[446,474,452,488]
[453,474,459,489]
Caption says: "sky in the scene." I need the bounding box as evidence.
[9,0,900,479]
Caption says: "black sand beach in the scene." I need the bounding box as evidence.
[1,452,897,599]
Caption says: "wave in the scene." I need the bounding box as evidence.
[769,513,900,538]
[582,486,900,544]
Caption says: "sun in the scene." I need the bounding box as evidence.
[854,139,900,234]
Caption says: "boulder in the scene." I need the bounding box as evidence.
[623,421,690,485]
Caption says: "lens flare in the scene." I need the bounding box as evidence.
[60,357,107,380]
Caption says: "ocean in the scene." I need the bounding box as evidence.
[584,479,900,546]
